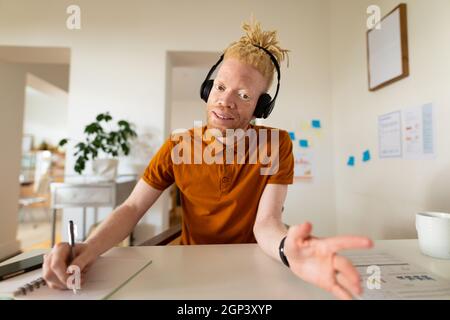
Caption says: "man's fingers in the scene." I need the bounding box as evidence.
[43,268,65,289]
[42,242,94,291]
[288,222,313,244]
[336,272,361,297]
[330,283,353,300]
[70,254,90,273]
[46,279,66,290]
[325,236,373,252]
[43,255,66,290]
[285,223,313,257]
[333,255,361,287]
[49,243,71,287]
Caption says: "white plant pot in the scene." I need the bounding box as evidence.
[92,158,119,181]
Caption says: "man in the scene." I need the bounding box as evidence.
[43,18,372,300]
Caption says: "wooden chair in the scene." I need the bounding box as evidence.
[138,224,181,246]
[137,207,287,246]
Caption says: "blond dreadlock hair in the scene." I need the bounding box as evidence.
[224,17,289,89]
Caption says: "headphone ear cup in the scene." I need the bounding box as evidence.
[264,100,275,119]
[200,80,214,103]
[254,93,272,118]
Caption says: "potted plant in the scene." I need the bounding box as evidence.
[59,112,137,180]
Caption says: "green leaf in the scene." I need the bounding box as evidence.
[118,120,130,129]
[93,137,102,148]
[104,113,112,122]
[75,142,86,150]
[75,165,82,174]
[58,138,68,147]
[85,123,103,135]
[121,143,129,155]
[75,155,86,174]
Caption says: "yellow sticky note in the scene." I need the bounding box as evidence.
[300,121,310,132]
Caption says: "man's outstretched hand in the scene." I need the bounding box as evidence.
[284,222,373,300]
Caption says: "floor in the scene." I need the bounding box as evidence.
[17,206,61,252]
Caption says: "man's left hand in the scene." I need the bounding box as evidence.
[284,222,373,300]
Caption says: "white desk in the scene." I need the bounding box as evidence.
[106,244,331,299]
[2,240,450,299]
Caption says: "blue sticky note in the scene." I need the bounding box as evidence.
[347,156,355,167]
[299,139,309,148]
[311,120,321,129]
[288,132,296,140]
[362,150,371,162]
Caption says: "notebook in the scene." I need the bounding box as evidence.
[0,256,152,300]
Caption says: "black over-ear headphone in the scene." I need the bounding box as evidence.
[200,45,281,119]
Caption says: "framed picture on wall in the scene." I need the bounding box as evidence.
[367,3,409,91]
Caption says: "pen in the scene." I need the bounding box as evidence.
[68,220,77,294]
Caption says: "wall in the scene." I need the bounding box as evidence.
[170,100,206,132]
[0,0,336,245]
[23,85,68,147]
[330,0,450,239]
[0,61,24,259]
[262,0,335,234]
[170,66,210,131]
[23,63,70,92]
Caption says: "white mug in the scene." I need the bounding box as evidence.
[416,212,450,259]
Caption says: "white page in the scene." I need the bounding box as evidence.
[378,111,402,158]
[402,103,435,160]
[0,256,151,300]
[343,251,450,300]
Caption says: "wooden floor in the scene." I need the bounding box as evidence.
[17,207,61,251]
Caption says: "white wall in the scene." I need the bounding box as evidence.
[0,61,24,259]
[23,85,68,147]
[0,0,336,244]
[171,100,206,131]
[262,0,335,235]
[23,63,70,92]
[170,66,210,131]
[330,0,450,239]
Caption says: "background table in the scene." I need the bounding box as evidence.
[50,175,137,246]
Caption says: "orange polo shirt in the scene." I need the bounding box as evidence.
[141,124,294,245]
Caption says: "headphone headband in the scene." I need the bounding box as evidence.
[253,45,281,104]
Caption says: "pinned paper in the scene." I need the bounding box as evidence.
[311,120,321,129]
[362,150,371,162]
[299,139,309,148]
[294,151,313,179]
[288,132,296,140]
[347,156,355,167]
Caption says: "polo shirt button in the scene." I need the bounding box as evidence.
[222,177,229,183]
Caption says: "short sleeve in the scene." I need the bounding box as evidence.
[141,138,175,190]
[266,130,294,185]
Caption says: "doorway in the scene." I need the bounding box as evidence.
[0,45,71,251]
[165,51,219,228]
